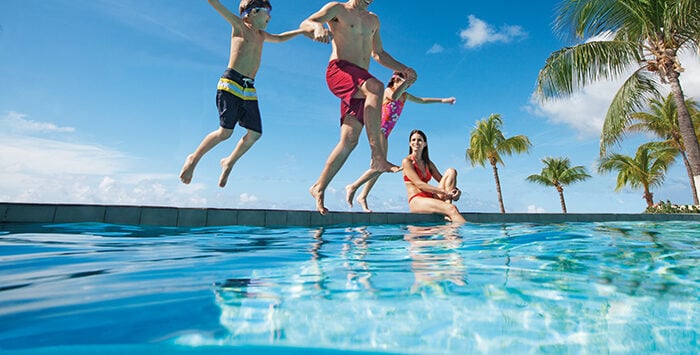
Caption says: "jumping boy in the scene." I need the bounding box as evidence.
[180,0,304,188]
[301,0,417,215]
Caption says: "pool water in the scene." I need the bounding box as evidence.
[0,221,698,353]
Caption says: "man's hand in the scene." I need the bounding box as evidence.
[312,26,332,43]
[403,67,417,84]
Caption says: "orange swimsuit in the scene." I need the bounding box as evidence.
[404,158,434,203]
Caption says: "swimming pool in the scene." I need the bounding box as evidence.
[1,221,698,353]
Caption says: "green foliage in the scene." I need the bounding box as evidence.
[466,114,531,167]
[527,157,591,187]
[537,0,700,163]
[645,200,700,214]
[598,142,678,191]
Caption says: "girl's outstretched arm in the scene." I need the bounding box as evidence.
[405,92,456,104]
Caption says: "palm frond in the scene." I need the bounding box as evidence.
[554,0,620,40]
[599,69,660,155]
[536,40,642,100]
[526,174,553,187]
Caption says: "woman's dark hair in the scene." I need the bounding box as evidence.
[408,129,431,164]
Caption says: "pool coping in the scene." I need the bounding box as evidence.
[2,202,699,227]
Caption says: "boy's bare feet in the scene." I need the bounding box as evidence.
[310,185,329,215]
[219,158,233,188]
[180,154,197,184]
[357,195,372,213]
[345,185,357,208]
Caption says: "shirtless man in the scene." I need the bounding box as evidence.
[179,0,303,188]
[301,0,417,215]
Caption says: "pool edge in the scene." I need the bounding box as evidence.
[1,202,698,227]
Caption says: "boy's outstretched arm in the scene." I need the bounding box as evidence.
[265,29,306,43]
[208,0,245,31]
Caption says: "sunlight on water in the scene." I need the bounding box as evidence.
[0,221,698,353]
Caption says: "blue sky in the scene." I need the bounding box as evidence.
[2,0,700,214]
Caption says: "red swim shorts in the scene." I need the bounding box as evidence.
[326,59,376,125]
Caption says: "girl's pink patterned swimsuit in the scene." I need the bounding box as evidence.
[380,93,406,138]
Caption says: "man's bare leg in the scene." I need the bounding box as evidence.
[219,129,261,188]
[180,127,233,184]
[310,118,362,215]
[358,78,400,173]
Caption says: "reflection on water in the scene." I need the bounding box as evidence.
[0,221,699,353]
[405,225,466,296]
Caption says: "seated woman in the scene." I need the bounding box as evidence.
[402,129,466,223]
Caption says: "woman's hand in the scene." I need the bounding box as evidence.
[448,188,461,201]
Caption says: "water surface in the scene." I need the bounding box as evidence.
[1,221,698,353]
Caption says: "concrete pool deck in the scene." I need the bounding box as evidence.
[2,202,700,227]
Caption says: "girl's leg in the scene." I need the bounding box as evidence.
[357,174,381,212]
[345,169,381,208]
[345,134,388,209]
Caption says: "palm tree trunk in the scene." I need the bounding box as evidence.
[557,187,567,213]
[668,74,700,204]
[643,186,654,208]
[680,151,699,205]
[491,162,505,213]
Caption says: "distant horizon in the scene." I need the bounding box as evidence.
[2,0,699,214]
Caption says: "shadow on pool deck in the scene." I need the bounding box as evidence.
[2,202,699,227]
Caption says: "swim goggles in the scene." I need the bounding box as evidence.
[241,4,271,17]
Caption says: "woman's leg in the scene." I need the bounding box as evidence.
[437,168,460,202]
[409,196,466,223]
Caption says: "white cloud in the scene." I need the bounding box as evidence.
[0,111,204,206]
[239,192,259,204]
[427,44,444,54]
[0,135,127,176]
[528,79,622,138]
[527,205,547,213]
[527,51,700,138]
[1,111,75,134]
[459,15,527,49]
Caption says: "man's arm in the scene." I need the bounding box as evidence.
[265,29,306,43]
[371,18,417,82]
[208,0,245,31]
[388,76,413,100]
[300,2,340,43]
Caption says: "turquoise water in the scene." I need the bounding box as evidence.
[0,221,698,354]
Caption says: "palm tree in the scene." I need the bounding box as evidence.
[627,94,700,204]
[527,157,591,213]
[467,114,532,213]
[535,0,700,200]
[598,142,678,208]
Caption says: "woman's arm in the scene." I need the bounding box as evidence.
[403,158,447,195]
